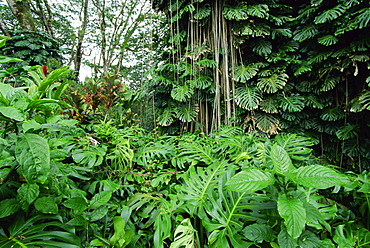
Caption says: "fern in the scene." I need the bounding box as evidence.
[314,5,347,24]
[234,86,262,110]
[232,63,264,82]
[176,103,199,122]
[318,35,339,46]
[293,25,319,42]
[171,85,194,102]
[279,93,305,112]
[257,73,288,93]
[251,38,272,56]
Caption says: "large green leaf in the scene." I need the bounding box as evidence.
[16,133,50,184]
[89,191,112,208]
[17,183,40,211]
[234,86,262,110]
[34,197,58,214]
[294,165,350,189]
[0,198,20,219]
[0,106,26,121]
[225,168,275,192]
[257,73,288,93]
[202,173,274,247]
[243,223,273,242]
[170,218,196,248]
[277,194,306,239]
[270,144,294,176]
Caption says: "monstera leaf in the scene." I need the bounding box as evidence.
[234,86,262,110]
[257,73,288,93]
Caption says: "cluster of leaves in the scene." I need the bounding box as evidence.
[148,0,370,171]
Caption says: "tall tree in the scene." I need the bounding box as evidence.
[5,0,36,31]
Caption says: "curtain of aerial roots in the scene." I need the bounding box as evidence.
[210,0,234,132]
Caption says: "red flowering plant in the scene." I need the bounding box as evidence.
[63,74,131,124]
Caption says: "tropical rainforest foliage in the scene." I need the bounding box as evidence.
[0,0,370,247]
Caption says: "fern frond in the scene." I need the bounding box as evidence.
[257,73,288,93]
[234,86,262,110]
[314,5,347,24]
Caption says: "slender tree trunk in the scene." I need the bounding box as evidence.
[75,0,90,75]
[32,0,54,36]
[6,0,36,31]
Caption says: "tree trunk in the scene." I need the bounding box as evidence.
[74,0,90,75]
[6,0,37,31]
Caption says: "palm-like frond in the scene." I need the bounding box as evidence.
[188,76,212,89]
[279,93,305,112]
[176,103,199,122]
[158,108,176,126]
[273,133,313,161]
[314,5,347,24]
[255,112,280,135]
[260,96,278,113]
[171,85,194,102]
[257,73,288,93]
[251,38,272,56]
[318,35,339,46]
[234,86,262,110]
[232,63,265,82]
[293,25,319,42]
[320,107,345,121]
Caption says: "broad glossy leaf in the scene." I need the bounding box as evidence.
[295,165,350,189]
[90,205,109,221]
[278,228,296,248]
[17,183,39,211]
[226,168,275,192]
[0,198,19,218]
[277,194,306,239]
[243,223,273,242]
[62,197,88,212]
[298,230,323,248]
[0,106,26,121]
[154,212,172,248]
[270,144,294,175]
[34,197,58,214]
[90,191,112,208]
[170,218,196,248]
[16,133,50,184]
